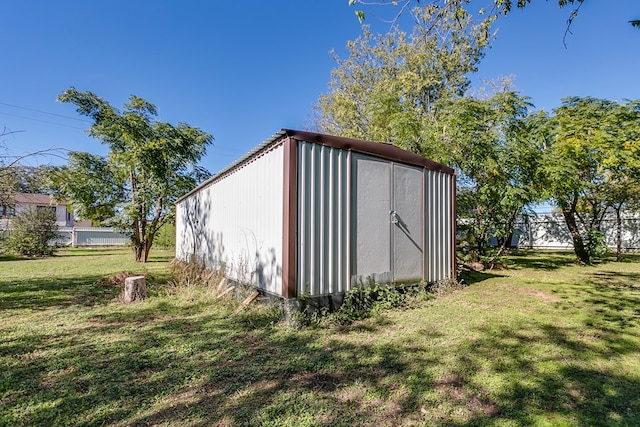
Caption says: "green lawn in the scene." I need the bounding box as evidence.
[1,248,639,426]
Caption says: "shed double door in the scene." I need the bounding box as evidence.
[352,154,423,284]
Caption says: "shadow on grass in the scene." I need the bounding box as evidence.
[0,254,32,262]
[0,275,121,311]
[506,249,578,271]
[2,254,640,426]
[458,270,503,286]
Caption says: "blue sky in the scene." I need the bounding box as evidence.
[1,1,638,175]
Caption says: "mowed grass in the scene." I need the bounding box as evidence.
[1,248,639,426]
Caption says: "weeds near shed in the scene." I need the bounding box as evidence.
[166,257,227,303]
[319,281,445,326]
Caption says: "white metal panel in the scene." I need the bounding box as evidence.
[72,227,129,246]
[297,141,350,296]
[425,170,453,282]
[176,144,284,295]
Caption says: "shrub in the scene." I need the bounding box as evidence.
[5,208,58,257]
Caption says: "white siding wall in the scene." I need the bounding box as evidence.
[297,141,350,296]
[176,145,284,295]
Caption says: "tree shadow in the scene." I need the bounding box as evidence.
[0,274,121,311]
[458,270,503,286]
[3,255,640,426]
[507,250,577,271]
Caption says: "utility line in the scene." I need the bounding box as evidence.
[0,110,87,130]
[0,101,91,123]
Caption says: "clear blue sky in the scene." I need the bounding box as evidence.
[1,1,638,175]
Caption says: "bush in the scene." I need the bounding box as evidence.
[5,209,58,257]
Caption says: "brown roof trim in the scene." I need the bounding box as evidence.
[281,137,298,299]
[283,129,455,175]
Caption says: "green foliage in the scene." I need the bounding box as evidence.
[55,88,213,262]
[349,0,639,31]
[314,3,493,159]
[5,208,58,257]
[540,97,640,263]
[154,221,176,249]
[319,282,437,325]
[586,230,608,261]
[442,89,544,255]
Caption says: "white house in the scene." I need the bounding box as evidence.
[0,193,75,229]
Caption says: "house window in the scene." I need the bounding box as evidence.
[0,205,15,217]
[37,206,56,214]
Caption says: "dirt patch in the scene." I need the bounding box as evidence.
[521,288,563,302]
[97,271,146,287]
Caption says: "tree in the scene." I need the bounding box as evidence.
[349,0,640,32]
[599,100,640,261]
[6,208,58,257]
[56,88,213,262]
[541,97,640,264]
[314,3,493,160]
[439,90,544,256]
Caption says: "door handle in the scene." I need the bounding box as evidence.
[390,210,398,224]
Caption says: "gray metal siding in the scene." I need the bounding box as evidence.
[297,141,350,296]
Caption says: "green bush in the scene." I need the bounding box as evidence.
[5,209,58,257]
[586,230,608,261]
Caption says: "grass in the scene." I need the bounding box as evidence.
[1,248,639,426]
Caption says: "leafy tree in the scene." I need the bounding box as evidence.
[314,3,493,160]
[541,97,640,264]
[599,100,640,260]
[56,88,213,262]
[6,208,58,257]
[349,0,639,32]
[440,90,544,256]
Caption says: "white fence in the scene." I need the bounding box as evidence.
[55,227,130,247]
[510,213,640,251]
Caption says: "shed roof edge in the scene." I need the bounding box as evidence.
[176,128,455,204]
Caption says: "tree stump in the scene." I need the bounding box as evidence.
[123,275,147,303]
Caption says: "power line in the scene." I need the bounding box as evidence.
[0,101,91,123]
[0,110,87,130]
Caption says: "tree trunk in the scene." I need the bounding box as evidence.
[562,207,590,264]
[133,243,145,263]
[123,275,146,303]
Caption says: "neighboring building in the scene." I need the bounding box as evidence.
[175,129,456,303]
[0,193,74,229]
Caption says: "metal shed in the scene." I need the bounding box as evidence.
[175,129,456,301]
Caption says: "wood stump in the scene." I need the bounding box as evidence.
[123,275,146,303]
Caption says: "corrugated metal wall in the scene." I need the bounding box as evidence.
[71,227,129,246]
[424,170,454,282]
[176,144,285,295]
[297,141,350,296]
[297,142,455,296]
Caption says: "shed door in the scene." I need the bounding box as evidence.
[352,155,392,285]
[352,155,423,285]
[392,164,423,282]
